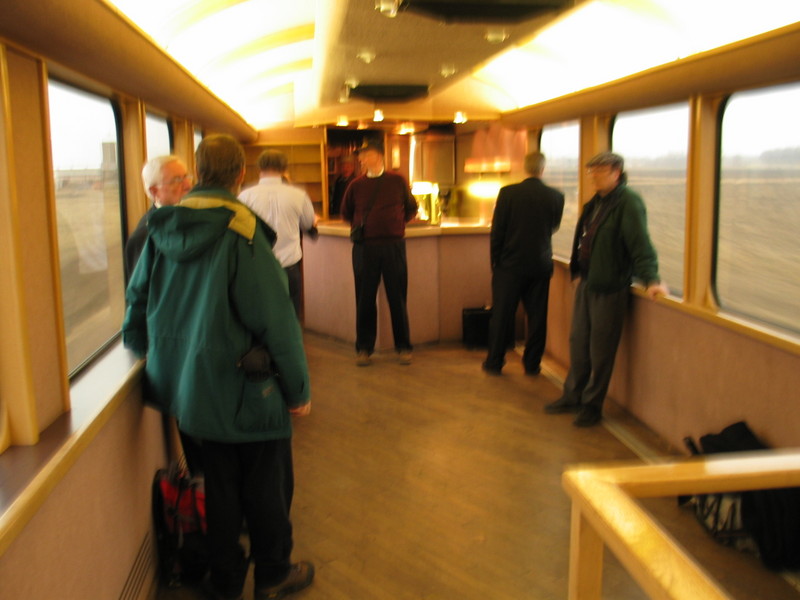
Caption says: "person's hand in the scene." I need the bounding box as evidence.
[645,281,669,300]
[289,402,311,416]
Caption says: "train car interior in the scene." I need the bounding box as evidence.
[1,1,800,598]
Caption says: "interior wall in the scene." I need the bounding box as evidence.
[0,385,166,599]
[614,299,800,450]
[545,276,800,451]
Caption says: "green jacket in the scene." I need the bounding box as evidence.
[122,187,310,443]
[569,184,660,293]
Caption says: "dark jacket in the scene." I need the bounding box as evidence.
[341,171,417,242]
[569,183,660,293]
[122,187,310,443]
[124,205,156,280]
[490,177,564,277]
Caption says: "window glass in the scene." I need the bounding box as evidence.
[612,104,688,296]
[540,121,579,259]
[718,83,800,334]
[48,81,126,373]
[194,127,203,150]
[146,113,171,158]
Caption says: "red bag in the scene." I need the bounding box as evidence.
[152,465,208,587]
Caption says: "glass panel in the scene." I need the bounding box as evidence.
[717,83,800,334]
[194,128,203,150]
[48,81,126,373]
[612,104,688,296]
[146,113,171,158]
[540,121,579,260]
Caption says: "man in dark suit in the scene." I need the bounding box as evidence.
[482,152,564,375]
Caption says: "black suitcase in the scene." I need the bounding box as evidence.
[462,307,491,348]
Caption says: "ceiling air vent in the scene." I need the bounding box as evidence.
[350,84,429,102]
[401,0,569,23]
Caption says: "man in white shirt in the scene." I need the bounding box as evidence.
[239,149,318,316]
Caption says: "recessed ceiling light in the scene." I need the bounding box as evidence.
[373,109,384,122]
[453,111,468,124]
[375,0,399,18]
[440,63,456,78]
[357,49,376,64]
[485,28,508,44]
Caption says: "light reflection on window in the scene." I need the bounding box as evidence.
[717,83,800,334]
[146,113,171,158]
[48,80,125,374]
[612,104,688,296]
[540,121,579,260]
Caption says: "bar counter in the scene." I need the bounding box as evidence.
[301,220,492,351]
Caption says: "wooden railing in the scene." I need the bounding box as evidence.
[562,450,800,599]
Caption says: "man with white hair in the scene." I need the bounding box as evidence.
[124,155,192,278]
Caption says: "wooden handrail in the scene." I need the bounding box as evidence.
[562,449,800,600]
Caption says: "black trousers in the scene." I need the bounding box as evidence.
[484,268,550,372]
[352,240,412,353]
[197,436,294,597]
[284,261,302,318]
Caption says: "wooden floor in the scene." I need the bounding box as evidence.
[159,334,799,600]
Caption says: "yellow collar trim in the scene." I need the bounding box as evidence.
[179,196,256,240]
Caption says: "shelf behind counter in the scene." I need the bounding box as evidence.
[302,220,492,350]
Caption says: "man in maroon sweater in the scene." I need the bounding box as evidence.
[341,137,418,366]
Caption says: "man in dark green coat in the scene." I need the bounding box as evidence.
[123,134,314,600]
[544,152,668,427]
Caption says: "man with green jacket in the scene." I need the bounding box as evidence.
[123,134,314,600]
[544,152,668,427]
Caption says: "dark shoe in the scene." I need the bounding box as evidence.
[524,366,541,376]
[544,398,581,414]
[255,562,315,600]
[573,405,602,427]
[202,580,243,600]
[481,361,502,376]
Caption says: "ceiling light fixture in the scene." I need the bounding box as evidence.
[373,109,384,122]
[453,111,468,124]
[398,122,415,135]
[485,28,508,44]
[357,49,376,64]
[336,115,349,126]
[440,63,456,78]
[375,0,400,18]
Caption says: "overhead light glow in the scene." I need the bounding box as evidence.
[336,115,349,126]
[453,111,468,124]
[373,109,384,122]
[108,0,318,128]
[466,0,800,111]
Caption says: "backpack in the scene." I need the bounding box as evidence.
[682,421,800,570]
[152,464,209,587]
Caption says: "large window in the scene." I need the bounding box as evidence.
[145,112,171,158]
[612,104,688,296]
[48,81,126,373]
[540,121,579,259]
[717,83,800,334]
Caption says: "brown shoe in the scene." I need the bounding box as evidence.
[255,562,315,600]
[544,397,581,414]
[356,351,371,366]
